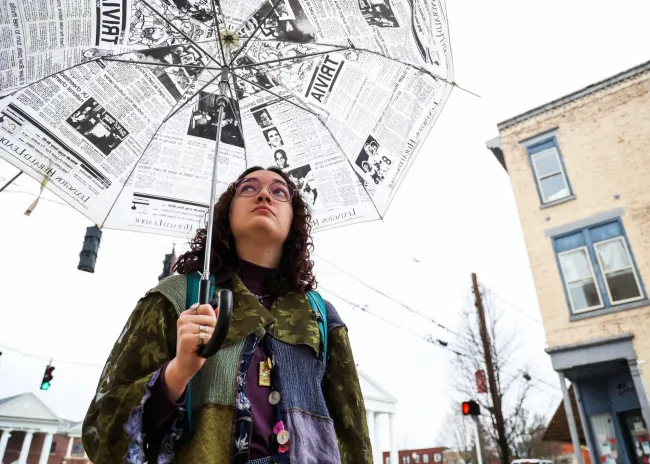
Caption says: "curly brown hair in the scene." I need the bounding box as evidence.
[173,166,317,295]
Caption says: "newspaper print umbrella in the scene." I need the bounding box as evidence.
[0,0,453,354]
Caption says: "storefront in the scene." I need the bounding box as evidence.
[544,334,650,464]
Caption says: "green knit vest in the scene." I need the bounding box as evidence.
[150,275,243,410]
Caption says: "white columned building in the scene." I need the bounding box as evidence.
[0,392,88,464]
[359,369,399,464]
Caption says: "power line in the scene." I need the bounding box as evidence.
[499,366,562,398]
[318,285,469,358]
[483,288,544,327]
[315,253,470,342]
[316,256,562,394]
[0,344,104,368]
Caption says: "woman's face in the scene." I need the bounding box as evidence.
[267,130,282,147]
[229,170,294,245]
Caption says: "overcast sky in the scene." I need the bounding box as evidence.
[1,0,649,454]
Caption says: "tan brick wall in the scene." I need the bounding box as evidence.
[498,71,650,388]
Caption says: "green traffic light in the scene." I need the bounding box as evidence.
[40,382,51,391]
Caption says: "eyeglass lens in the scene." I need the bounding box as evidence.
[235,178,293,201]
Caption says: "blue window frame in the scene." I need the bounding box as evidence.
[553,219,645,315]
[523,131,573,205]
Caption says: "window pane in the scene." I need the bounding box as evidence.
[531,148,561,177]
[590,221,622,242]
[540,173,570,202]
[560,249,593,282]
[591,413,621,464]
[606,268,641,302]
[596,239,631,272]
[568,279,601,310]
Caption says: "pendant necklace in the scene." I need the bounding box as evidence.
[258,296,276,388]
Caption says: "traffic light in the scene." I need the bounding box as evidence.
[40,365,55,390]
[462,400,481,416]
[78,225,102,273]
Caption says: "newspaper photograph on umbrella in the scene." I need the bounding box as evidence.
[0,0,454,239]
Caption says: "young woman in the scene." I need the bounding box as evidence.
[82,167,372,464]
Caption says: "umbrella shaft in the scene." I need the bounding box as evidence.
[202,65,231,289]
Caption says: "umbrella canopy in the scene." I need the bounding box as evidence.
[0,0,454,238]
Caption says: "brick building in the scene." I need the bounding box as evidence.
[486,60,650,464]
[382,446,446,464]
[0,393,90,464]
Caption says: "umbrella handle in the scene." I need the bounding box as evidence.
[197,282,233,358]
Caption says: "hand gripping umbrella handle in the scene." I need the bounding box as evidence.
[197,279,233,358]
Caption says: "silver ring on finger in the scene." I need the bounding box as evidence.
[190,303,199,315]
[198,325,208,334]
[198,332,205,347]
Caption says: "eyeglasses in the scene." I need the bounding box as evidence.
[234,178,295,202]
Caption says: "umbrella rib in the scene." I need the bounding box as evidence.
[0,38,218,99]
[100,102,181,228]
[102,63,222,227]
[237,37,477,97]
[231,71,319,117]
[163,73,222,124]
[237,54,323,75]
[225,81,246,152]
[265,78,383,220]
[232,0,268,36]
[102,58,219,72]
[232,47,350,70]
[234,68,383,220]
[210,0,228,65]
[104,39,218,59]
[139,0,222,68]
[229,0,286,65]
[351,46,478,97]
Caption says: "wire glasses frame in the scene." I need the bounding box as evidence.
[233,177,295,202]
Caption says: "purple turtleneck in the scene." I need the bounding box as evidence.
[143,260,277,459]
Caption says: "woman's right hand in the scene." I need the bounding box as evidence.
[165,303,218,401]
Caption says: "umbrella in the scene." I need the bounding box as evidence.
[0,0,454,356]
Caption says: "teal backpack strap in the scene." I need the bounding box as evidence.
[306,291,328,364]
[184,272,215,438]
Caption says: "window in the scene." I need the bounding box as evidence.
[594,238,643,304]
[73,442,84,455]
[558,247,603,312]
[523,133,573,205]
[50,442,57,453]
[554,219,644,315]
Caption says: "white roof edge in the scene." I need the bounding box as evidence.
[485,136,501,149]
[357,369,397,404]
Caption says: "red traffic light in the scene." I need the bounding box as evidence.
[462,400,480,416]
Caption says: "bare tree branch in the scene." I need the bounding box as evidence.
[447,282,539,463]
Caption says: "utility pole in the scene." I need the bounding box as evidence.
[472,416,484,464]
[472,273,509,464]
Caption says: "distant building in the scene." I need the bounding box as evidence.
[0,392,90,463]
[1,375,395,464]
[382,446,447,464]
[359,369,399,463]
[487,60,650,464]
